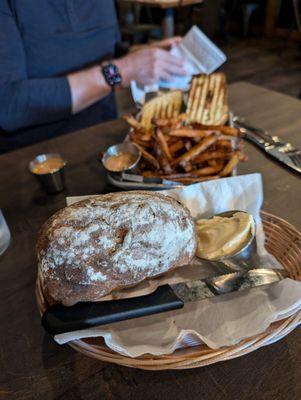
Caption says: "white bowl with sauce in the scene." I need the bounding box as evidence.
[102,143,141,173]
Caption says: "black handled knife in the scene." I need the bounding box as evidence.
[42,268,288,336]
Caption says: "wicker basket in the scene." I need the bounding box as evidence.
[36,211,301,370]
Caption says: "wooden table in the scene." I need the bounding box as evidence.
[0,82,301,400]
[119,0,203,37]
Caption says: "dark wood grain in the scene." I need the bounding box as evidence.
[0,82,300,400]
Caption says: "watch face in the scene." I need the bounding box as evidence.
[103,63,122,87]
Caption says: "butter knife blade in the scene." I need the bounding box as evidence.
[171,268,289,302]
[264,146,301,174]
[234,119,301,174]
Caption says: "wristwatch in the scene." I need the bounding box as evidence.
[101,62,122,90]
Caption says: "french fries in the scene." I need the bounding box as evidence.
[134,143,160,170]
[219,152,240,177]
[166,176,220,183]
[119,73,247,184]
[194,150,228,164]
[152,114,187,128]
[194,161,224,176]
[216,139,233,150]
[168,129,212,138]
[169,140,184,154]
[195,125,240,137]
[171,135,219,166]
[123,113,247,184]
[123,114,143,131]
[156,129,172,160]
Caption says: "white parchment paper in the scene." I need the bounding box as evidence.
[55,174,301,356]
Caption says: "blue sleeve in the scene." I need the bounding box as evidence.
[0,1,72,132]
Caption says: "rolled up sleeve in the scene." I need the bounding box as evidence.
[0,2,72,132]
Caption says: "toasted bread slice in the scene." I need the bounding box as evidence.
[140,91,183,132]
[186,73,228,125]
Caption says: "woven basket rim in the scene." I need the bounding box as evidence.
[36,210,301,370]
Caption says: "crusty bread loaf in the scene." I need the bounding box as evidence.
[37,191,196,306]
[186,73,228,125]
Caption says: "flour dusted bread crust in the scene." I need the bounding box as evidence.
[37,191,196,306]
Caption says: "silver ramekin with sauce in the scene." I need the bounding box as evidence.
[101,142,141,173]
[29,153,66,194]
[195,210,258,271]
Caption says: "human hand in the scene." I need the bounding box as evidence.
[150,36,182,50]
[130,36,182,53]
[115,46,186,87]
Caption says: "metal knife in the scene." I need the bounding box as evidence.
[42,268,289,335]
[233,117,301,174]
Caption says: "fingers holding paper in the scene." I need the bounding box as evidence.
[115,48,187,86]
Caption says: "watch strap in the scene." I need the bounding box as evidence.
[102,62,122,90]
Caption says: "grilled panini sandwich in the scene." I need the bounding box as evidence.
[186,73,228,125]
[140,90,183,132]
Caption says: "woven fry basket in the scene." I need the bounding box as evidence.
[36,211,301,370]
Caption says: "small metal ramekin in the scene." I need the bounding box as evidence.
[29,153,66,194]
[196,210,259,271]
[101,142,141,173]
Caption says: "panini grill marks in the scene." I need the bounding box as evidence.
[190,75,203,123]
[215,75,228,124]
[167,100,174,119]
[140,91,183,132]
[187,73,228,125]
[187,75,202,123]
[209,74,218,125]
[186,77,196,119]
[212,73,228,124]
[187,75,199,123]
[197,74,210,124]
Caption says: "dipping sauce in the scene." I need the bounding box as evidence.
[196,212,255,260]
[105,153,137,172]
[32,157,65,175]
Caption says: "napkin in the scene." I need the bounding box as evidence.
[130,25,227,106]
[56,174,301,356]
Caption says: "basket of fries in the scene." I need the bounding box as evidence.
[102,73,248,189]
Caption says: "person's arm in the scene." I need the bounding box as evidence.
[0,1,186,132]
[67,66,111,115]
[0,2,72,132]
[69,42,187,114]
[0,2,114,131]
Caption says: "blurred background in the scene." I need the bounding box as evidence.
[115,0,301,114]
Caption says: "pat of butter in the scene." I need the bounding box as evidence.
[196,212,255,260]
